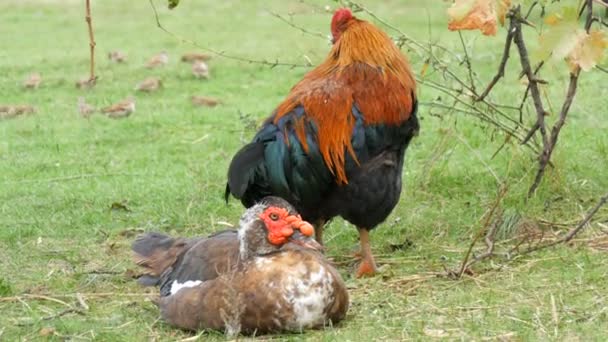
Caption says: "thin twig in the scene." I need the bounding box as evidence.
[16,308,85,326]
[476,18,515,101]
[517,191,608,256]
[452,185,509,278]
[524,1,539,19]
[1,294,72,306]
[341,0,427,53]
[148,0,309,68]
[528,70,580,197]
[0,293,153,303]
[454,132,501,185]
[76,293,89,311]
[458,31,477,94]
[512,9,548,146]
[268,11,328,39]
[85,0,96,85]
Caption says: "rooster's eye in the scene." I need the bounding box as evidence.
[269,213,279,221]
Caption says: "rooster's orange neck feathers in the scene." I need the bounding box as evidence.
[274,13,416,184]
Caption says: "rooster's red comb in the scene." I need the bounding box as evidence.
[332,8,353,25]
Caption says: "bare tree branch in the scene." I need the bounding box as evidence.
[476,18,515,102]
[84,0,96,86]
[527,0,594,197]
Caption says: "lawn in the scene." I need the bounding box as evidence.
[1,0,607,340]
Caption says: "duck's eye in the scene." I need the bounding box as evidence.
[269,213,279,221]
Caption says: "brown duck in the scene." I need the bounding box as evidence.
[132,197,348,335]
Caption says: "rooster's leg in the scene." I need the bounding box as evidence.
[314,219,326,245]
[355,228,377,278]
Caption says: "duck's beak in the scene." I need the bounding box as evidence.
[289,230,324,252]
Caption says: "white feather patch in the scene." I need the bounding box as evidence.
[170,280,202,295]
[281,264,335,330]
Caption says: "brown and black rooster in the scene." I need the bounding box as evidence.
[226,8,419,277]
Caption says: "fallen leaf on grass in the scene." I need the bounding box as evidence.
[181,52,212,62]
[75,77,96,89]
[118,228,144,237]
[168,0,180,9]
[39,327,56,337]
[191,95,222,107]
[108,50,127,63]
[588,235,608,251]
[389,238,415,251]
[110,201,131,212]
[0,105,36,120]
[423,327,449,338]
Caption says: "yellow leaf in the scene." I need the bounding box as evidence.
[568,30,608,72]
[420,60,430,77]
[448,0,498,36]
[544,13,561,26]
[497,0,512,26]
[447,0,478,21]
[536,6,582,62]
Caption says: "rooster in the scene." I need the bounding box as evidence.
[225,8,419,277]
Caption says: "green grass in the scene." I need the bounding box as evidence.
[1,0,607,340]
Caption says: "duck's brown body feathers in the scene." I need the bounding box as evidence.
[132,230,348,334]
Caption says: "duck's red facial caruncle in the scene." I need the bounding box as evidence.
[259,206,315,245]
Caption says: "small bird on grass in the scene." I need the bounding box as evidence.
[134,77,162,92]
[108,51,127,63]
[101,96,135,119]
[23,73,41,89]
[191,95,221,107]
[181,52,212,62]
[192,60,209,79]
[78,97,95,118]
[145,51,169,68]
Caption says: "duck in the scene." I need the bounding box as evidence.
[131,196,349,335]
